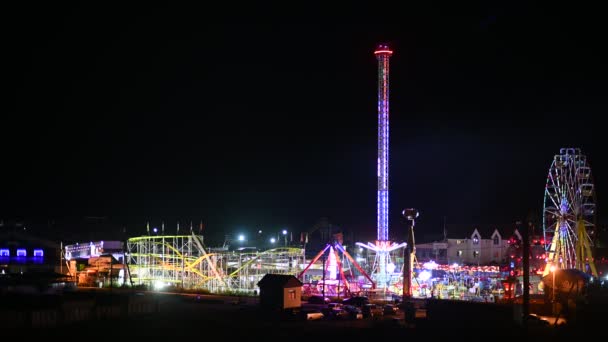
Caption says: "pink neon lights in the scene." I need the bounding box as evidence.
[374,50,393,55]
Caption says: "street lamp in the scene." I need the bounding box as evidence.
[270,237,276,244]
[238,234,245,242]
[282,229,288,246]
[402,208,419,302]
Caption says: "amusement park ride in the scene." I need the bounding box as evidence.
[297,44,407,297]
[541,148,598,279]
[355,44,407,290]
[298,240,375,297]
[75,41,602,310]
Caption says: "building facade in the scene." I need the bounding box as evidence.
[416,226,525,266]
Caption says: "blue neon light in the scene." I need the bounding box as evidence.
[33,249,44,257]
[0,249,9,257]
[16,249,26,257]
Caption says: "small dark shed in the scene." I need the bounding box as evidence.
[257,274,302,310]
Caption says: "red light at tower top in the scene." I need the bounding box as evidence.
[374,44,393,56]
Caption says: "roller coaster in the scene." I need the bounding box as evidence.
[126,234,305,293]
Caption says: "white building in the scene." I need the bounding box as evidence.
[415,225,524,266]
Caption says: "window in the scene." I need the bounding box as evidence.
[457,250,463,257]
[16,249,26,257]
[0,249,9,257]
[493,236,499,245]
[288,290,296,300]
[473,236,479,245]
[473,251,479,258]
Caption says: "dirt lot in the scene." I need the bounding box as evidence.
[3,291,574,341]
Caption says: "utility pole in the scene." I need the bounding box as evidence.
[60,241,63,275]
[522,221,530,327]
[109,253,113,291]
[322,253,326,299]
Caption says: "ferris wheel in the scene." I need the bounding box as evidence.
[542,148,598,277]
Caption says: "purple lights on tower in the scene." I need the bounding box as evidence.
[375,44,392,242]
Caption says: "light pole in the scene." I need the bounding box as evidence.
[550,265,556,314]
[282,229,288,246]
[402,208,419,302]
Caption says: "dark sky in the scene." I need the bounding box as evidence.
[3,3,606,244]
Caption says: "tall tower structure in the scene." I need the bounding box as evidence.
[375,44,392,242]
[357,44,405,290]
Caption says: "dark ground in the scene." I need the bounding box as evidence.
[4,290,598,341]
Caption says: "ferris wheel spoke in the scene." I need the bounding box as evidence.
[567,164,580,212]
[563,220,578,241]
[562,237,571,268]
[544,206,560,218]
[548,170,561,200]
[566,176,579,214]
[545,189,560,213]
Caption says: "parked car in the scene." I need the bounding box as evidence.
[342,296,370,307]
[299,309,324,321]
[362,304,384,318]
[526,314,556,326]
[383,304,399,315]
[307,295,330,304]
[324,307,349,320]
[342,305,363,320]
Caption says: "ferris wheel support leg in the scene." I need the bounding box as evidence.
[577,219,598,277]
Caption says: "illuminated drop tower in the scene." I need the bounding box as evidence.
[357,44,406,289]
[376,45,391,247]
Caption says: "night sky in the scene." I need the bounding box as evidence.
[4,3,606,244]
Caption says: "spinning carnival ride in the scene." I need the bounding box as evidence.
[542,148,598,277]
[298,242,375,297]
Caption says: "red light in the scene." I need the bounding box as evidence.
[374,50,393,55]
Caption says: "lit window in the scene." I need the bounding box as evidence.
[0,249,9,257]
[457,250,463,257]
[473,251,480,258]
[17,249,26,257]
[33,249,44,257]
[288,290,296,300]
[473,237,479,245]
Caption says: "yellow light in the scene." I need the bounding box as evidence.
[550,265,556,272]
